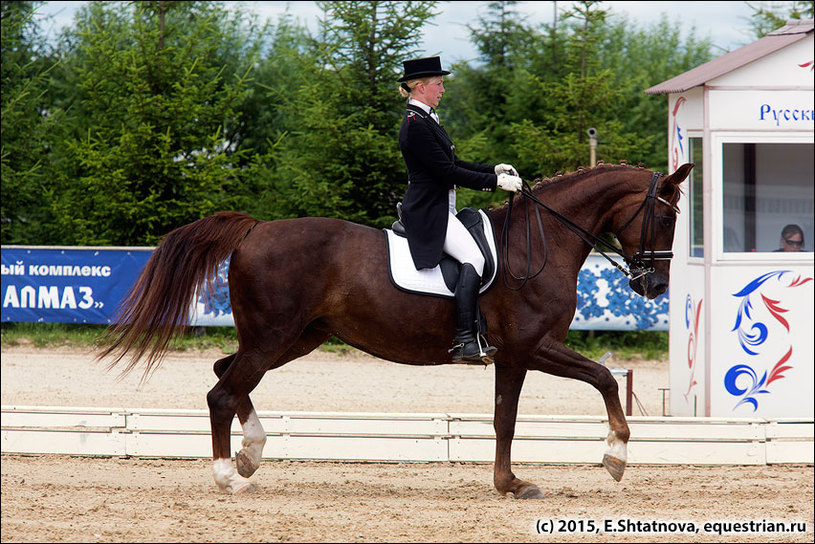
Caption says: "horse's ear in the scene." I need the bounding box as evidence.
[658,163,693,205]
[665,163,694,187]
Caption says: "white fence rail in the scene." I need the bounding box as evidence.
[2,405,812,465]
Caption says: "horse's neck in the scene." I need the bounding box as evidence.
[512,168,644,279]
[537,169,637,239]
[491,167,647,270]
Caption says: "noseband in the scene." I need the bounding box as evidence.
[501,171,678,289]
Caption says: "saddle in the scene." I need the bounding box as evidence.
[385,204,497,298]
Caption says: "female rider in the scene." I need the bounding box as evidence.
[397,56,523,364]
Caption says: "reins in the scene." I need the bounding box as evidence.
[500,171,673,290]
[499,183,548,291]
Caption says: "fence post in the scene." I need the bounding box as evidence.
[625,370,634,416]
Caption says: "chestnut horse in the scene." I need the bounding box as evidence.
[98,163,693,498]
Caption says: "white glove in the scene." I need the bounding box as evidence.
[496,173,523,193]
[494,163,519,176]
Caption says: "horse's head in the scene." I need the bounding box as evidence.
[612,163,694,299]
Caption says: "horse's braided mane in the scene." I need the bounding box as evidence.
[490,161,656,212]
[529,161,650,190]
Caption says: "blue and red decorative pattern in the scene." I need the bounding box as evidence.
[724,271,813,411]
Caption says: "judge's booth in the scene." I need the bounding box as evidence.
[646,20,814,418]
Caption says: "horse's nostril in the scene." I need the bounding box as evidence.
[652,281,668,297]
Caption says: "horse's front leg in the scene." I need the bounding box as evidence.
[529,341,630,481]
[493,362,544,499]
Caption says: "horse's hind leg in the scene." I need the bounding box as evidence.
[213,353,265,479]
[528,342,630,482]
[209,328,331,492]
[208,349,268,494]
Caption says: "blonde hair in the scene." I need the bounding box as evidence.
[398,76,442,99]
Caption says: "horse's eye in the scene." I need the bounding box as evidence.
[659,215,675,228]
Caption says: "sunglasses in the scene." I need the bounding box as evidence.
[784,238,803,247]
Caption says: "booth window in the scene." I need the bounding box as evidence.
[722,143,814,253]
[689,137,704,258]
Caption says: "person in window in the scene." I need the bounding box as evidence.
[396,56,522,364]
[774,224,805,252]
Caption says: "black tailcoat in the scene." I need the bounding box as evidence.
[398,104,497,269]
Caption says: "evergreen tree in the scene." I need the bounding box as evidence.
[441,1,536,210]
[1,1,768,244]
[746,0,814,39]
[47,1,269,245]
[446,0,715,191]
[504,1,647,176]
[599,14,713,172]
[443,2,533,150]
[1,1,61,243]
[267,0,439,226]
[232,12,311,161]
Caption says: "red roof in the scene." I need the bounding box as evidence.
[645,19,813,95]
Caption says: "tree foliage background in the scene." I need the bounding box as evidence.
[2,0,812,245]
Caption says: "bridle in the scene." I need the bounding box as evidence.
[617,171,679,280]
[500,171,679,290]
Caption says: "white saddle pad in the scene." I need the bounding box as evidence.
[384,209,497,298]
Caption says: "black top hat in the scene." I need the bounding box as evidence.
[397,56,451,82]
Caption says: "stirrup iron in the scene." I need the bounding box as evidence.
[449,336,495,365]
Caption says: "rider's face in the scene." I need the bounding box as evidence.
[417,77,445,108]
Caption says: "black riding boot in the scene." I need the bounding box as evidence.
[450,263,497,364]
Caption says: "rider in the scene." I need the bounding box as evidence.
[397,56,523,364]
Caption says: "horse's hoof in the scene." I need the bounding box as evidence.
[232,481,257,495]
[235,450,258,478]
[602,453,626,482]
[515,485,545,499]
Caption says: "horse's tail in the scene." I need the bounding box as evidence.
[97,211,259,379]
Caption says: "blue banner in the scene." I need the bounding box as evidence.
[1,247,152,324]
[2,248,668,330]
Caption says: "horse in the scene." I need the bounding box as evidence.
[98,162,694,498]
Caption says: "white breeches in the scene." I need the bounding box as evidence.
[443,210,485,277]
